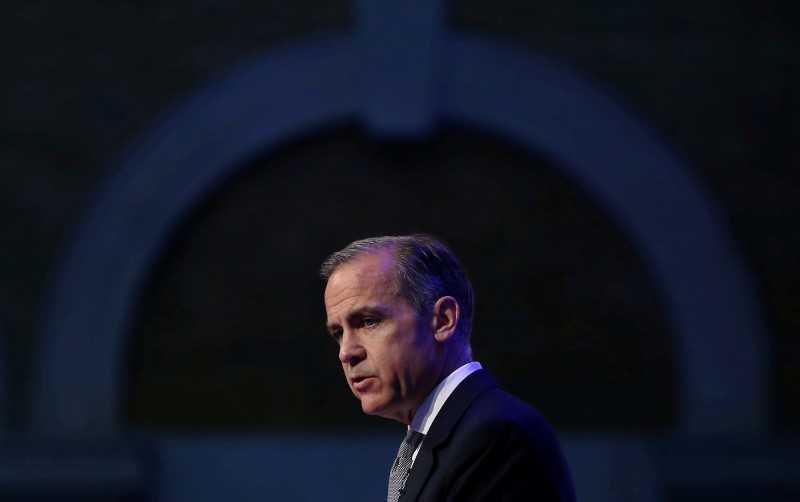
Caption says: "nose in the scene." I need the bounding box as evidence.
[338,330,366,365]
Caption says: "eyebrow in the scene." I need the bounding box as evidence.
[326,304,389,333]
[326,321,342,335]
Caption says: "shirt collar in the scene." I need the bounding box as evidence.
[410,361,482,434]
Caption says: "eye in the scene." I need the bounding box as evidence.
[363,317,377,328]
[329,329,343,342]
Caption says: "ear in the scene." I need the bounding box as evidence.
[431,296,460,343]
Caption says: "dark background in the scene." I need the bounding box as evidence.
[128,127,676,432]
[2,5,799,497]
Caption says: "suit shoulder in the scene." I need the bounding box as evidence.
[436,387,575,501]
[454,386,569,466]
[467,386,554,435]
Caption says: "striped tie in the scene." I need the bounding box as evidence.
[387,429,425,502]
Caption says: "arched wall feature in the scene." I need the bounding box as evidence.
[33,3,766,437]
[33,37,360,435]
[356,0,444,137]
[438,36,767,437]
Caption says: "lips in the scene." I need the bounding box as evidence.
[351,376,374,392]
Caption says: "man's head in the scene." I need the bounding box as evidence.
[321,234,474,424]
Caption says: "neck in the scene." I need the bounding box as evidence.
[397,347,472,425]
[441,346,472,377]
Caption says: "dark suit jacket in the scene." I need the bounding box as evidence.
[400,369,575,501]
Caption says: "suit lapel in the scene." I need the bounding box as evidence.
[399,370,499,501]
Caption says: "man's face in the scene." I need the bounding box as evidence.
[324,250,444,424]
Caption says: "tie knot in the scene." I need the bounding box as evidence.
[403,429,425,450]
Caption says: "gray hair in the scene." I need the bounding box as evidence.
[320,234,475,341]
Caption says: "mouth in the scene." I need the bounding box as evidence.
[351,376,374,392]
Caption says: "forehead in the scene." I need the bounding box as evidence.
[324,250,397,311]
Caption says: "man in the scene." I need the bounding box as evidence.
[321,234,575,501]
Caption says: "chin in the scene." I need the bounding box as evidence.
[360,398,390,418]
[360,402,383,416]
